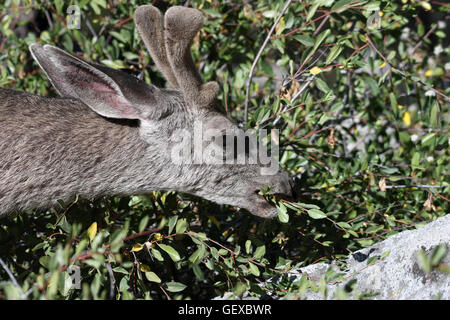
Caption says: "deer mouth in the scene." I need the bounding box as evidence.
[255,189,293,203]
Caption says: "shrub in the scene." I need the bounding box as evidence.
[0,0,448,299]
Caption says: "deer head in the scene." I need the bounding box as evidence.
[23,5,294,218]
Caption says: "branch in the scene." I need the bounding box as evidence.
[365,33,450,102]
[0,257,25,298]
[244,0,293,124]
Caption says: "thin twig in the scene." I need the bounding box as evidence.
[82,12,97,39]
[244,0,293,124]
[313,15,329,36]
[272,76,315,126]
[291,76,315,102]
[365,33,450,101]
[44,10,54,29]
[384,184,443,189]
[410,24,437,56]
[105,260,116,300]
[0,257,25,298]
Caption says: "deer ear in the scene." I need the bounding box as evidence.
[29,44,145,120]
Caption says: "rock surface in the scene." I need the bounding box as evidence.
[214,214,450,300]
[296,214,450,300]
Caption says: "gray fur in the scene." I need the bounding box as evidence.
[0,5,293,219]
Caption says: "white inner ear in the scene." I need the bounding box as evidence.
[44,48,142,120]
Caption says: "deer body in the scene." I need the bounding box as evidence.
[1,87,153,215]
[0,5,293,219]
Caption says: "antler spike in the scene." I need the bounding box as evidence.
[134,5,179,89]
[164,6,219,108]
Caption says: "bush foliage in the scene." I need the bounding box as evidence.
[0,0,448,300]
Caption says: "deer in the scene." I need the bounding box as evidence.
[0,5,294,220]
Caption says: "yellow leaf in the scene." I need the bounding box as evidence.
[153,233,164,241]
[309,66,322,75]
[379,11,384,17]
[208,216,220,227]
[131,243,144,252]
[140,264,151,272]
[87,222,97,241]
[401,0,408,3]
[275,17,285,35]
[378,61,387,68]
[425,69,433,77]
[402,111,411,126]
[420,1,431,10]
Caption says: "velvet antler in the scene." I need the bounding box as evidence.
[134,5,219,109]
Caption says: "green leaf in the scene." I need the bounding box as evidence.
[277,202,289,223]
[175,218,187,234]
[326,44,344,64]
[299,203,321,209]
[312,29,331,54]
[275,17,286,35]
[245,240,252,254]
[389,92,398,112]
[192,264,205,281]
[248,262,260,276]
[421,133,435,147]
[307,209,327,219]
[296,275,310,296]
[366,256,378,266]
[380,250,391,260]
[188,244,206,265]
[253,245,266,260]
[293,35,314,47]
[306,3,320,21]
[168,215,178,234]
[315,78,331,93]
[39,256,50,269]
[100,59,125,69]
[109,31,128,43]
[151,248,164,262]
[54,0,63,14]
[411,152,420,169]
[430,244,447,266]
[202,8,222,18]
[417,250,431,274]
[145,272,161,283]
[429,102,438,127]
[331,0,355,12]
[157,244,180,262]
[165,281,187,293]
[273,39,285,54]
[337,222,351,229]
[364,76,380,95]
[138,216,149,233]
